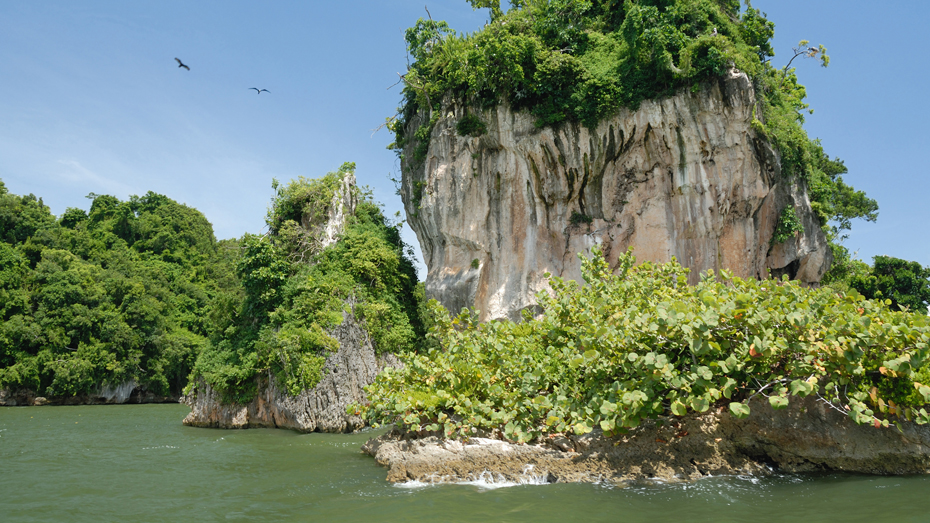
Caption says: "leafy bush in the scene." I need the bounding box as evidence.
[771,205,803,245]
[455,114,488,137]
[362,247,930,443]
[569,211,593,226]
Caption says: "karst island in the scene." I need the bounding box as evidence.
[3,0,930,490]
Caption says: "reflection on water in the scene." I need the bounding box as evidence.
[1,404,929,523]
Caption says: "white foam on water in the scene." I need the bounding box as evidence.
[394,465,551,490]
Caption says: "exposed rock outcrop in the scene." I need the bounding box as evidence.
[363,396,930,484]
[182,311,399,432]
[402,70,832,321]
[181,167,402,432]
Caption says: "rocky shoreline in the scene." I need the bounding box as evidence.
[0,382,177,406]
[362,396,930,485]
[182,311,399,433]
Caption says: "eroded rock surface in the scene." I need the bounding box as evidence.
[183,312,400,432]
[402,70,831,320]
[362,396,930,484]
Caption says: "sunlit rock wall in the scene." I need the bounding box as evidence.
[401,70,831,321]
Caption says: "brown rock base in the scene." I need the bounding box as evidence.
[362,396,930,485]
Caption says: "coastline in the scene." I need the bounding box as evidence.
[0,384,177,406]
[362,396,930,485]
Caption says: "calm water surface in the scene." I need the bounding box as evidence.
[1,404,929,522]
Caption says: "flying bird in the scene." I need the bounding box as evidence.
[249,88,270,94]
[175,58,190,70]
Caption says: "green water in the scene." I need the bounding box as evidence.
[1,405,929,522]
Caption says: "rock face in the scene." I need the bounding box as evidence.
[401,70,831,321]
[319,171,358,250]
[183,311,399,432]
[363,396,930,484]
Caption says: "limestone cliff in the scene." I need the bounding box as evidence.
[401,70,831,321]
[182,310,399,432]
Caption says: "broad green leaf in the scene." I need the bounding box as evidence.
[670,400,687,417]
[769,395,789,409]
[573,421,593,435]
[789,379,814,397]
[729,402,751,419]
[917,385,930,403]
[722,377,737,399]
[691,396,710,413]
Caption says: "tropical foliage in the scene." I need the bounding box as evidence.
[362,248,930,443]
[849,256,930,315]
[189,163,427,401]
[0,180,236,397]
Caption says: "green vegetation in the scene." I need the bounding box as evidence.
[362,248,930,443]
[0,163,426,403]
[847,256,930,315]
[455,113,488,137]
[0,180,236,397]
[771,205,802,245]
[189,163,426,401]
[569,211,593,226]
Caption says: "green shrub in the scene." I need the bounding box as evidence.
[771,206,803,245]
[456,114,488,137]
[362,247,930,443]
[569,211,593,226]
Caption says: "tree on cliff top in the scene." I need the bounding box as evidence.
[389,0,878,282]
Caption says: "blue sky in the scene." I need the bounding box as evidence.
[1,1,927,275]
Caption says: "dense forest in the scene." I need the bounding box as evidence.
[0,179,237,397]
[0,163,427,401]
